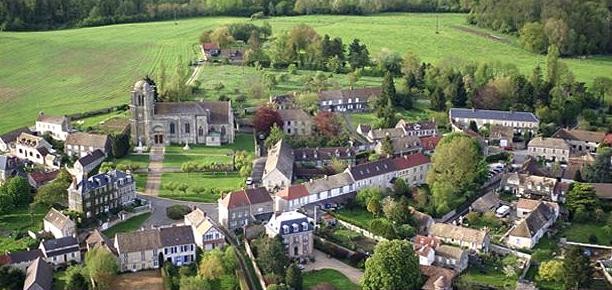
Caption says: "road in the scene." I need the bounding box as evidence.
[138,195,218,228]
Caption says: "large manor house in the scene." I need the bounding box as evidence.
[130,79,235,146]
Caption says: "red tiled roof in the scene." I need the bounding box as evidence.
[604,133,612,145]
[203,42,219,50]
[222,187,272,209]
[414,235,440,249]
[420,135,442,151]
[276,184,309,201]
[392,153,430,170]
[28,170,59,185]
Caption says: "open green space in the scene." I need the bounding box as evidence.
[1,13,610,133]
[0,206,47,253]
[303,269,360,290]
[559,221,612,245]
[333,208,374,230]
[115,154,150,170]
[74,110,129,130]
[162,133,253,167]
[102,212,151,238]
[159,172,243,202]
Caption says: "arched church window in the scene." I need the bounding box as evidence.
[198,126,204,136]
[185,123,190,134]
[138,95,144,106]
[170,123,176,134]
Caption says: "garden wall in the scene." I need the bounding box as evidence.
[243,240,267,290]
[336,219,387,242]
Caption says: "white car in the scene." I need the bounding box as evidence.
[495,205,511,218]
[246,177,253,185]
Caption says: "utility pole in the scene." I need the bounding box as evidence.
[436,15,439,34]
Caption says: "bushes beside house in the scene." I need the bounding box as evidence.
[166,205,192,220]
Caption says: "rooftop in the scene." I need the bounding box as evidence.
[449,108,539,123]
[154,101,231,124]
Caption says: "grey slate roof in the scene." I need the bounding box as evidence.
[0,155,20,171]
[23,257,53,290]
[77,169,132,193]
[304,172,354,194]
[0,127,32,144]
[263,140,294,180]
[41,236,79,252]
[277,109,312,122]
[449,108,539,123]
[528,137,570,150]
[65,132,109,148]
[159,225,195,247]
[44,208,74,231]
[154,101,231,124]
[0,249,42,265]
[510,202,556,238]
[76,149,106,167]
[115,229,161,253]
[319,87,382,102]
[348,158,395,181]
[294,147,355,162]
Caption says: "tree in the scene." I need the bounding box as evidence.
[347,39,369,69]
[256,236,289,276]
[382,196,412,225]
[367,198,382,216]
[468,120,478,133]
[356,187,382,208]
[519,22,547,54]
[0,265,24,290]
[223,246,238,273]
[265,124,285,149]
[180,276,212,290]
[583,148,612,183]
[450,76,467,107]
[210,26,234,48]
[565,183,601,222]
[253,105,282,135]
[546,45,560,85]
[401,51,420,76]
[314,112,342,138]
[329,158,348,174]
[563,246,593,289]
[285,263,303,290]
[362,240,422,290]
[64,265,89,290]
[538,260,564,282]
[429,87,446,111]
[392,178,410,197]
[375,48,402,75]
[381,72,397,106]
[4,176,30,207]
[199,249,225,280]
[85,247,118,290]
[110,133,130,158]
[380,136,394,156]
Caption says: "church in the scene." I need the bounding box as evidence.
[130,79,235,147]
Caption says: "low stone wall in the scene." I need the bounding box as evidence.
[335,218,387,242]
[243,240,267,290]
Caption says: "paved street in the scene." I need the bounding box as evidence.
[303,250,363,285]
[138,195,218,228]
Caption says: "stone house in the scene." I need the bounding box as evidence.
[449,108,539,133]
[0,155,23,184]
[419,135,442,154]
[0,127,32,152]
[130,79,235,147]
[318,87,382,113]
[23,257,53,290]
[347,158,397,191]
[293,147,356,168]
[392,153,431,186]
[64,132,111,157]
[218,187,273,231]
[265,211,313,258]
[552,128,606,154]
[35,113,71,141]
[39,236,81,266]
[527,137,571,162]
[184,208,226,251]
[27,170,58,189]
[14,132,60,169]
[489,125,514,149]
[43,208,76,239]
[395,119,438,137]
[68,169,136,219]
[412,208,434,235]
[159,226,197,266]
[114,229,161,272]
[503,173,558,201]
[72,149,106,177]
[0,249,43,271]
[507,200,559,249]
[374,135,422,156]
[434,245,469,272]
[430,223,490,253]
[274,172,355,212]
[277,109,313,136]
[262,140,294,191]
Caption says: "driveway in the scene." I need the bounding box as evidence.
[138,195,218,228]
[303,250,363,285]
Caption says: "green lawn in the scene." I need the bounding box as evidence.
[303,269,360,290]
[102,212,151,238]
[559,222,612,245]
[333,208,374,230]
[159,172,243,202]
[133,173,147,192]
[1,13,610,134]
[0,206,47,253]
[115,154,150,169]
[457,269,517,289]
[74,110,129,129]
[162,133,253,168]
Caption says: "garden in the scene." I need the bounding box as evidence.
[456,253,524,289]
[159,173,243,202]
[102,212,152,238]
[303,269,360,290]
[0,206,47,253]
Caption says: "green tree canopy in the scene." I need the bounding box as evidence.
[85,247,118,290]
[563,246,593,289]
[362,240,422,290]
[565,183,601,222]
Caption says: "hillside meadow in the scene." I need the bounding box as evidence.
[1,13,611,133]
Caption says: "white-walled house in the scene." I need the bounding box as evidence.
[274,172,355,212]
[552,128,607,154]
[43,208,76,239]
[449,108,539,133]
[184,208,226,251]
[347,158,397,191]
[14,133,60,169]
[265,211,314,258]
[39,236,81,266]
[35,113,71,141]
[527,137,571,162]
[159,226,197,266]
[507,201,559,249]
[262,140,294,191]
[430,223,490,253]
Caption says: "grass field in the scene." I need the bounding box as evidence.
[102,212,151,237]
[0,206,47,253]
[162,133,253,167]
[1,13,610,134]
[303,269,360,290]
[159,172,243,202]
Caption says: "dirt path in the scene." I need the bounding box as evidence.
[144,146,164,196]
[452,25,511,45]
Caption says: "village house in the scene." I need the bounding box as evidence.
[503,173,559,201]
[552,128,607,154]
[359,127,405,143]
[274,172,355,212]
[430,223,490,253]
[64,132,111,157]
[527,137,571,162]
[265,211,313,258]
[262,140,294,191]
[35,113,72,141]
[0,249,43,271]
[293,147,356,168]
[395,119,438,137]
[488,125,515,149]
[393,153,431,186]
[419,135,442,154]
[27,170,58,189]
[43,208,76,239]
[277,109,313,136]
[561,154,594,182]
[130,79,235,147]
[0,155,22,184]
[14,132,60,169]
[84,229,112,251]
[318,87,382,113]
[449,108,539,132]
[413,235,469,272]
[218,187,274,231]
[507,200,559,249]
[39,236,81,266]
[184,208,226,251]
[114,229,161,272]
[0,127,32,152]
[71,149,106,177]
[420,266,455,290]
[23,257,53,290]
[68,169,136,219]
[347,158,397,191]
[412,208,435,235]
[270,93,297,110]
[158,225,197,266]
[374,135,422,156]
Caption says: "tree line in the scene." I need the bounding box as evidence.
[467,0,611,56]
[0,0,468,31]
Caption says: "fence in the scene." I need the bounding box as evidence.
[67,104,128,121]
[243,240,267,290]
[335,218,387,242]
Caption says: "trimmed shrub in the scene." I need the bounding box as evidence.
[166,205,191,220]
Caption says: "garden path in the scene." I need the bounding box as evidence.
[144,145,164,196]
[304,250,364,284]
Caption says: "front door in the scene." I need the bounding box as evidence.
[154,134,164,144]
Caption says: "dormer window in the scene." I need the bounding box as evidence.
[292,224,299,232]
[283,225,289,234]
[302,222,308,231]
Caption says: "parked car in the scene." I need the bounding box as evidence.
[495,205,511,218]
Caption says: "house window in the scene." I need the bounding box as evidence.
[170,123,176,134]
[185,123,190,134]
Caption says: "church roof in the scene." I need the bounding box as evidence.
[154,101,231,124]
